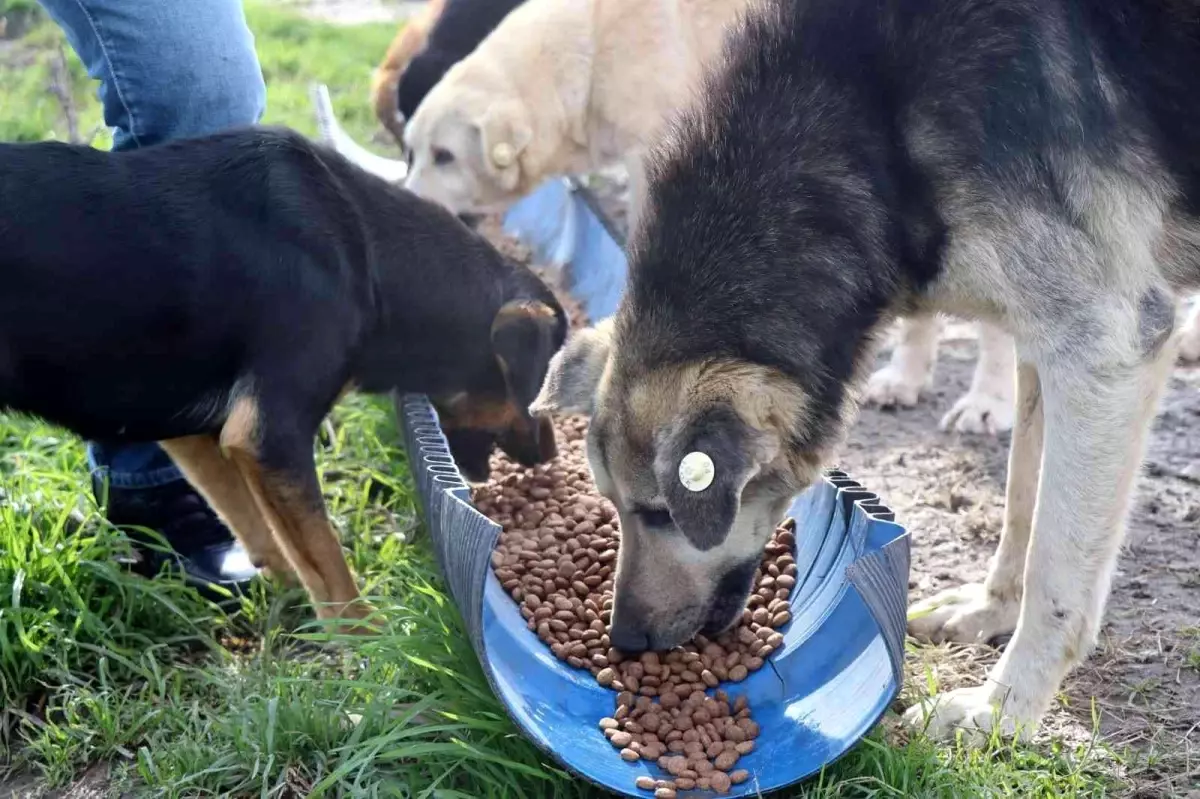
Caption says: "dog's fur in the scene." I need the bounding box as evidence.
[370,0,447,142]
[532,0,1200,741]
[400,0,753,218]
[0,126,566,625]
[866,318,1018,435]
[866,300,1200,435]
[1181,300,1200,359]
[370,0,530,145]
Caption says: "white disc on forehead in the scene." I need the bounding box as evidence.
[678,451,715,492]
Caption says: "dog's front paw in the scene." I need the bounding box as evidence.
[902,684,1026,745]
[939,387,1014,435]
[908,582,1019,646]
[864,363,927,408]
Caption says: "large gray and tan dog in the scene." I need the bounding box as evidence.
[532,0,1200,742]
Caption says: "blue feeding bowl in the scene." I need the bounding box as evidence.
[394,178,912,797]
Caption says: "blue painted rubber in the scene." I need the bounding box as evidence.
[394,180,912,796]
[501,178,629,322]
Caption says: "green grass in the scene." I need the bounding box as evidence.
[0,3,1119,796]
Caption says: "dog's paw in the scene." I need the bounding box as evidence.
[939,387,1014,435]
[336,603,383,636]
[908,583,1019,645]
[864,364,927,408]
[902,685,1025,745]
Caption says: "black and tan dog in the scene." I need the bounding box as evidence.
[533,0,1200,743]
[0,126,566,626]
[370,0,527,144]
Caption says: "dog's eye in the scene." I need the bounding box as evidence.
[433,147,455,166]
[634,506,673,529]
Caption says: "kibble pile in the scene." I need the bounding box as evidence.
[474,416,799,795]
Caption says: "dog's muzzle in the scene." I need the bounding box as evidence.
[700,556,761,635]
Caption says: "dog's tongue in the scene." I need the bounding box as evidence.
[309,83,408,183]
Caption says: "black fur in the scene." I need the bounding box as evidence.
[658,406,755,551]
[396,0,527,122]
[623,0,1200,457]
[0,126,566,479]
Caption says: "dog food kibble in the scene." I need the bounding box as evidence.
[475,416,796,793]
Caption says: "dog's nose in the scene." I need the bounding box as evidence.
[608,621,650,654]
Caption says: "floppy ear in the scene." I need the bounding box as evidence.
[528,319,614,417]
[656,405,780,551]
[479,102,532,190]
[491,299,566,412]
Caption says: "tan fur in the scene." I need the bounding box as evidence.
[402,0,756,216]
[209,394,373,630]
[158,435,292,579]
[370,0,448,142]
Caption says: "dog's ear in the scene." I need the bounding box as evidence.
[492,299,566,414]
[479,102,532,190]
[529,319,614,417]
[656,405,780,551]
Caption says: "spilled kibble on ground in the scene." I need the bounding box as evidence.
[475,416,798,794]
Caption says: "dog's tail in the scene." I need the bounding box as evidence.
[369,0,446,139]
[309,83,408,184]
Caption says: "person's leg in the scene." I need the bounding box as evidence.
[37,0,266,591]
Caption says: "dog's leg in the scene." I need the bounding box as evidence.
[159,435,292,580]
[904,319,1177,742]
[939,322,1016,435]
[1179,300,1200,362]
[864,314,940,407]
[218,396,373,629]
[908,361,1042,646]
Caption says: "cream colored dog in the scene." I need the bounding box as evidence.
[401,0,753,219]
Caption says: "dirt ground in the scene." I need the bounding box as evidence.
[856,323,1200,796]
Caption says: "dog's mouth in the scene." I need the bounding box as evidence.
[699,555,760,635]
[442,416,558,483]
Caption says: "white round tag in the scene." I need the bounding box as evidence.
[678,451,715,492]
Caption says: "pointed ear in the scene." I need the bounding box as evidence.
[479,102,532,190]
[656,405,780,551]
[491,299,566,412]
[529,319,614,417]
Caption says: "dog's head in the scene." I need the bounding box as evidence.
[530,319,827,652]
[402,64,533,216]
[434,298,566,483]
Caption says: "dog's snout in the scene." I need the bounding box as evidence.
[609,620,651,654]
[609,590,656,653]
[702,555,761,634]
[496,414,557,467]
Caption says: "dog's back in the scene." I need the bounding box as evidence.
[0,126,526,439]
[636,0,1200,342]
[397,0,527,122]
[0,129,370,439]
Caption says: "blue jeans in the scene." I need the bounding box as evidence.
[38,0,266,491]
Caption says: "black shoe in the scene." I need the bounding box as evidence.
[95,476,259,602]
